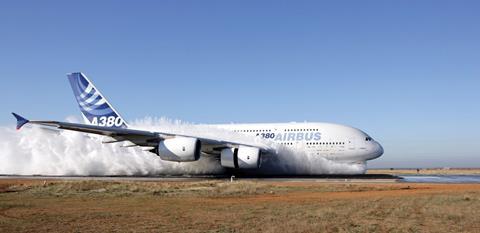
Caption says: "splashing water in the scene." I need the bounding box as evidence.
[0,117,366,176]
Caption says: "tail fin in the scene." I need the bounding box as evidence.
[67,72,128,128]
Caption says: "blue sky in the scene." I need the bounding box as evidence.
[1,1,479,167]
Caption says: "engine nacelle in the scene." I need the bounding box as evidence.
[221,145,261,169]
[152,137,201,162]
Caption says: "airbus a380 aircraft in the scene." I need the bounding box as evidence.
[12,73,383,173]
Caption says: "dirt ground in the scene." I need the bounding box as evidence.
[1,179,480,233]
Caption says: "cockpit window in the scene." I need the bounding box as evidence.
[365,137,373,141]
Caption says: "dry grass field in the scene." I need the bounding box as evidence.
[1,179,480,233]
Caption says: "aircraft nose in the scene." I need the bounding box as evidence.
[366,141,383,160]
[372,142,384,159]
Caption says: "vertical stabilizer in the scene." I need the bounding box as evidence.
[67,72,128,128]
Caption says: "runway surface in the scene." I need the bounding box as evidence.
[400,175,480,183]
[2,174,480,183]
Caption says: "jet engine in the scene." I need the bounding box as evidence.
[151,137,201,162]
[220,145,261,169]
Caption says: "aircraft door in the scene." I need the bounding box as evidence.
[348,138,356,150]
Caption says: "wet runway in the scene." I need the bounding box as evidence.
[399,175,480,183]
[1,174,480,183]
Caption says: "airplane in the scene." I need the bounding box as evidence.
[12,72,383,173]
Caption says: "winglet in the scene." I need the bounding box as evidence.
[12,112,29,130]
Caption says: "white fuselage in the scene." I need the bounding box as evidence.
[214,122,383,163]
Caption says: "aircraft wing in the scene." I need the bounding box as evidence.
[12,113,272,154]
